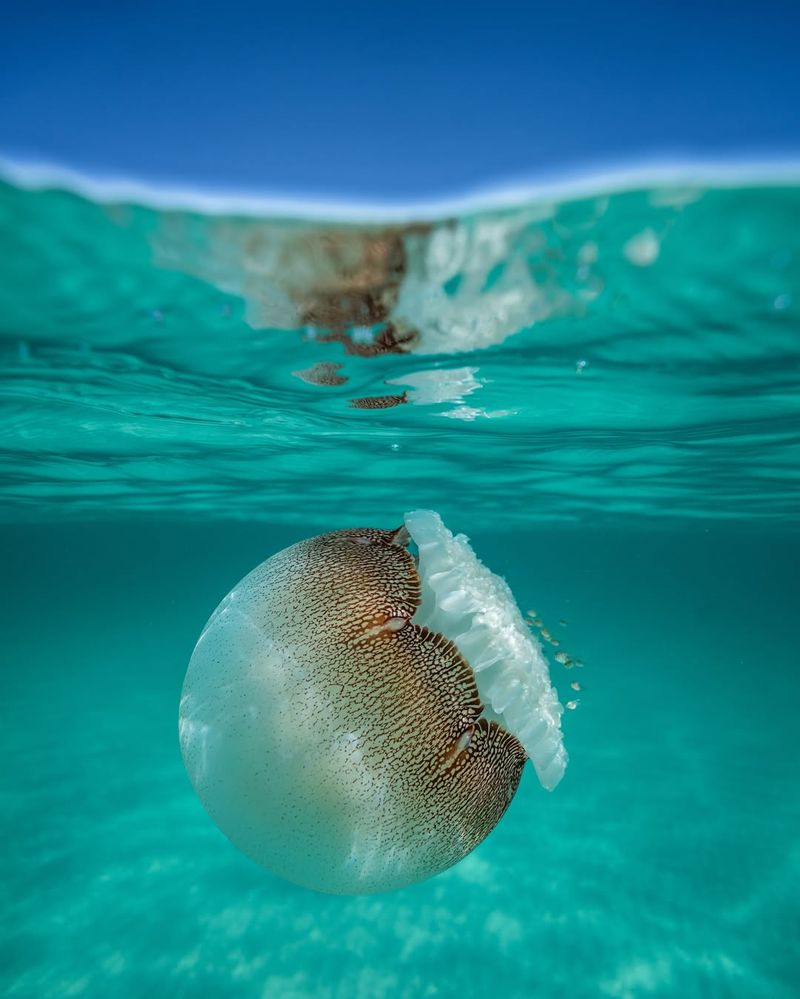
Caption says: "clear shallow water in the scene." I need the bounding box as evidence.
[1,178,798,526]
[1,175,799,997]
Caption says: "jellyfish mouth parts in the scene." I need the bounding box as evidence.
[399,510,568,791]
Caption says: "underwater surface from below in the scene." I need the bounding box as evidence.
[0,172,799,997]
[0,177,798,529]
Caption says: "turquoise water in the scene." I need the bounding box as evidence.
[1,175,799,997]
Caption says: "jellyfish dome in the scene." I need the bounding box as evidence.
[179,510,567,895]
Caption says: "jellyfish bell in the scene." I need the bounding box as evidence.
[179,510,567,895]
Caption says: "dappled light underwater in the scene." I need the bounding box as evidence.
[1,170,799,996]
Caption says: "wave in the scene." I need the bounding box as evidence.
[0,160,798,527]
[1,152,799,221]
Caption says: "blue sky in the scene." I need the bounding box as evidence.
[2,0,799,201]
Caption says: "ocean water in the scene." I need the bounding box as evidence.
[1,172,799,998]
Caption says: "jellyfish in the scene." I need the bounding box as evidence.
[179,510,567,895]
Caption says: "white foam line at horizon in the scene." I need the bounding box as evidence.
[0,153,799,223]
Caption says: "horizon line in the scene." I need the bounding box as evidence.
[1,153,799,223]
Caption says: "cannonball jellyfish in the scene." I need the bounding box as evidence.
[179,509,567,894]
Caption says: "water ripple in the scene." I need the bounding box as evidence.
[1,180,798,527]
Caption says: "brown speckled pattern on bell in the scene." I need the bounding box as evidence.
[348,392,408,410]
[291,361,348,387]
[180,521,528,895]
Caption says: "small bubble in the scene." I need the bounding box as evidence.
[150,309,164,323]
[623,228,660,267]
[578,240,598,265]
[773,293,791,311]
[566,699,580,711]
[576,359,587,374]
[390,443,400,452]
